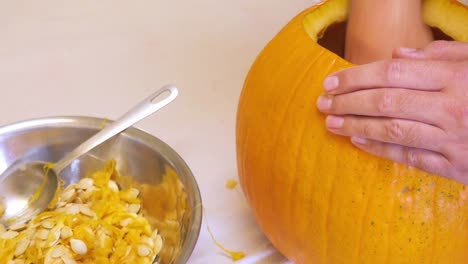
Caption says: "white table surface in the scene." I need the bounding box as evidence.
[0,1,314,263]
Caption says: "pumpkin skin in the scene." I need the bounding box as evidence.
[236,0,468,263]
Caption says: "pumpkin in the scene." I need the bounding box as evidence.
[236,0,468,263]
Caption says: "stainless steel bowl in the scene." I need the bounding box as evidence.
[0,116,202,263]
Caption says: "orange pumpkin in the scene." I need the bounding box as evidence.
[236,0,468,263]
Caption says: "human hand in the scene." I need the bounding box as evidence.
[316,40,468,184]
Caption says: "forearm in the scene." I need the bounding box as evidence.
[345,0,433,64]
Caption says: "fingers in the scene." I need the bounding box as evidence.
[316,88,444,125]
[393,40,468,61]
[350,137,452,177]
[325,115,447,152]
[323,59,452,95]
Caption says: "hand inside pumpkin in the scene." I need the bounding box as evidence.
[317,40,468,184]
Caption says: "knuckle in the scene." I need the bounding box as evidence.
[376,90,398,114]
[384,60,403,84]
[405,149,452,176]
[361,122,373,138]
[385,120,421,146]
[405,149,419,167]
[385,120,405,142]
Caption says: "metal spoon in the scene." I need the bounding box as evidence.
[0,85,178,226]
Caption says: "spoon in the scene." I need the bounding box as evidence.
[0,85,178,227]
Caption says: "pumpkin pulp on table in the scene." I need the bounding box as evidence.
[236,0,468,263]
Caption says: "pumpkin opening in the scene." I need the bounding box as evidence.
[304,0,464,61]
[316,22,453,59]
[316,22,347,58]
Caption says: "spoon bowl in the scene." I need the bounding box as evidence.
[0,161,58,224]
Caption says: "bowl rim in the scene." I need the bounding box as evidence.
[0,115,202,264]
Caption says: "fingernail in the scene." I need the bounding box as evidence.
[323,76,339,92]
[397,47,425,58]
[316,96,332,111]
[326,115,344,129]
[351,137,367,145]
[398,47,418,53]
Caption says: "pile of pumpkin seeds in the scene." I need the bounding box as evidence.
[0,161,163,264]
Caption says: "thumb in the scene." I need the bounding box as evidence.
[393,40,468,61]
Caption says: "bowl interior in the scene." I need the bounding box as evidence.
[0,116,201,264]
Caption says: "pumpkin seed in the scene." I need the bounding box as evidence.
[137,244,151,257]
[78,205,96,218]
[60,187,76,203]
[9,222,27,232]
[61,256,77,264]
[141,236,154,247]
[45,225,63,248]
[60,226,73,239]
[127,204,141,214]
[43,250,56,264]
[123,246,132,258]
[7,259,26,264]
[74,197,84,204]
[70,238,87,255]
[41,220,55,229]
[1,230,19,239]
[36,229,50,240]
[14,239,30,256]
[154,234,163,255]
[61,204,80,215]
[55,202,67,208]
[79,187,96,201]
[128,188,140,198]
[36,240,47,248]
[49,245,72,258]
[120,218,133,227]
[76,178,94,190]
[108,180,119,192]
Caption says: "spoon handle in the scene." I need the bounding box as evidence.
[53,85,178,173]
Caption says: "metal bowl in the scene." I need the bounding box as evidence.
[0,116,202,263]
